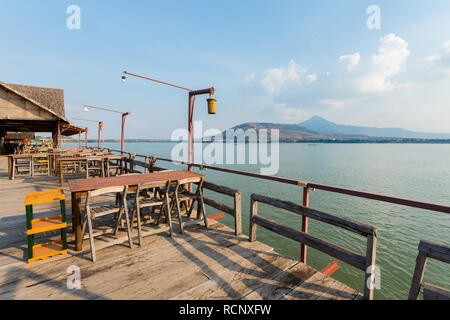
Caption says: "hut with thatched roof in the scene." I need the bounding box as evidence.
[0,82,85,153]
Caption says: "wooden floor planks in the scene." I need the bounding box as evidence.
[0,157,362,300]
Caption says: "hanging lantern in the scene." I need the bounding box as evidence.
[207,98,217,114]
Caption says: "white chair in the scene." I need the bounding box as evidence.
[82,185,133,262]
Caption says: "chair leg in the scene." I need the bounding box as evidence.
[136,204,142,246]
[86,212,96,262]
[198,195,209,230]
[174,194,184,234]
[114,209,125,235]
[164,198,174,238]
[123,208,133,249]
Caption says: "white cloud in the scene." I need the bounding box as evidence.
[425,40,450,76]
[339,53,360,70]
[260,60,307,94]
[359,33,410,92]
[275,103,309,122]
[306,74,318,83]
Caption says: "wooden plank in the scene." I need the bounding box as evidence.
[316,278,362,300]
[253,215,366,270]
[251,193,376,237]
[241,262,318,300]
[2,221,233,299]
[170,249,298,300]
[423,283,450,300]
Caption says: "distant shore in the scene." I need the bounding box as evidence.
[61,138,450,144]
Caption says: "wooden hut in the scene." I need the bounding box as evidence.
[0,82,84,153]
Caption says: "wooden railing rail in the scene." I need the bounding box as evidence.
[408,240,450,300]
[249,193,378,300]
[202,181,242,236]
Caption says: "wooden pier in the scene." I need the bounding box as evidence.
[0,157,362,300]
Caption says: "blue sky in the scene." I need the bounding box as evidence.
[1,1,450,138]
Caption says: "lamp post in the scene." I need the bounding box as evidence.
[121,71,216,172]
[82,105,130,154]
[73,118,104,149]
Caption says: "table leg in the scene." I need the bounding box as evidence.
[59,161,64,186]
[8,156,12,180]
[71,191,83,251]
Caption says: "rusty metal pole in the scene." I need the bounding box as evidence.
[85,128,88,148]
[188,94,195,172]
[301,186,310,263]
[98,122,103,149]
[121,113,129,155]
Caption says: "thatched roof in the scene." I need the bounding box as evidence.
[0,82,68,122]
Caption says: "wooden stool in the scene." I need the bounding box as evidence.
[25,189,68,264]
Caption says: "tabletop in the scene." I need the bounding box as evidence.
[68,170,206,193]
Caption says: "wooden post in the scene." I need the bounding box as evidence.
[72,191,83,251]
[408,251,428,300]
[249,198,258,242]
[301,186,310,263]
[234,190,242,236]
[364,230,378,300]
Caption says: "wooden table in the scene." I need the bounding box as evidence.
[56,157,89,186]
[56,155,127,185]
[68,170,207,251]
[8,153,52,180]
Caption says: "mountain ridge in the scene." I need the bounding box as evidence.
[299,116,450,139]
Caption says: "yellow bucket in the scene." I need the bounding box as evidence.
[207,98,217,114]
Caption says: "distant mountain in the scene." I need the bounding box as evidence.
[299,116,450,139]
[226,122,372,141]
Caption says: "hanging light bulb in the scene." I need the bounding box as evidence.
[82,106,89,112]
[121,75,127,83]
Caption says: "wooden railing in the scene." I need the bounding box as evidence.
[202,181,242,236]
[249,193,378,300]
[409,240,450,300]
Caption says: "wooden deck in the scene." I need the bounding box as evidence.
[0,157,362,300]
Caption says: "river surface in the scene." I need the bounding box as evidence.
[65,142,450,299]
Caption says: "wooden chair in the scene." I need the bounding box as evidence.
[171,177,209,234]
[85,156,105,178]
[130,180,172,243]
[11,155,32,179]
[105,155,124,177]
[408,240,450,300]
[82,186,133,262]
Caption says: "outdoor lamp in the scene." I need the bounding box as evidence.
[82,106,89,112]
[121,75,127,83]
[207,97,217,114]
